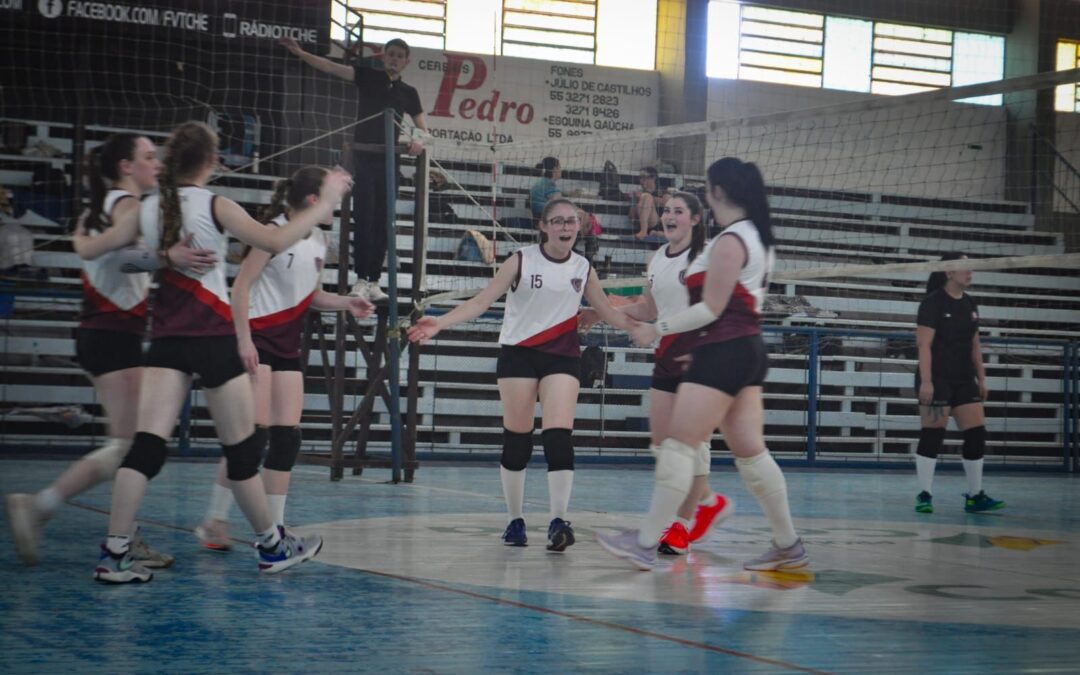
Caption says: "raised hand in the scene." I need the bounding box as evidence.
[406,315,441,345]
[346,295,375,319]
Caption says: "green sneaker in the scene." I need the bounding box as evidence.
[964,491,1005,513]
[915,491,933,513]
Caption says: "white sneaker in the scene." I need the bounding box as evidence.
[349,280,371,298]
[366,284,389,301]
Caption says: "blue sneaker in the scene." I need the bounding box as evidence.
[94,544,153,584]
[502,518,527,546]
[595,529,657,571]
[743,538,809,571]
[546,518,575,552]
[965,491,1006,513]
[257,527,323,574]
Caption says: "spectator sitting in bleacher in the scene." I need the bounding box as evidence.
[529,156,563,221]
[631,166,669,240]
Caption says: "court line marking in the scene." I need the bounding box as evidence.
[68,499,830,674]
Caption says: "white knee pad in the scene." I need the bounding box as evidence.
[655,438,696,494]
[695,442,712,477]
[86,438,132,479]
[735,451,785,500]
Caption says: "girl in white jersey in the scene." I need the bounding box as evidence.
[408,198,638,552]
[598,157,807,572]
[84,122,351,583]
[194,167,375,549]
[5,133,211,567]
[584,192,735,555]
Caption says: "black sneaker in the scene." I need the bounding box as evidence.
[546,518,575,552]
[502,518,527,546]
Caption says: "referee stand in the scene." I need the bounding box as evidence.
[301,109,424,482]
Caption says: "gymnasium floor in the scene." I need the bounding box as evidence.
[1,458,1078,674]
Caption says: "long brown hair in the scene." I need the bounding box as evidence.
[667,191,706,263]
[707,157,775,249]
[84,133,141,233]
[157,122,218,254]
[259,166,328,224]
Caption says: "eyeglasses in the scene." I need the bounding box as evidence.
[546,216,580,226]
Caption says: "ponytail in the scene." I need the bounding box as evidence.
[82,133,140,233]
[155,122,218,256]
[259,178,292,224]
[706,157,775,249]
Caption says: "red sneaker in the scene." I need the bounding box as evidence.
[687,494,735,543]
[658,522,690,555]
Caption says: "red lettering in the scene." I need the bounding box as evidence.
[477,90,500,122]
[430,54,487,118]
[459,98,477,119]
[516,104,535,124]
[499,100,517,122]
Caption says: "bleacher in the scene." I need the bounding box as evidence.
[2,120,1076,465]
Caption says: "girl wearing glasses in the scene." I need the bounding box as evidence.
[408,198,637,553]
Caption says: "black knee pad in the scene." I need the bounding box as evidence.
[500,429,533,471]
[916,427,947,459]
[119,432,168,480]
[962,426,986,461]
[264,425,302,472]
[541,428,574,472]
[223,431,267,481]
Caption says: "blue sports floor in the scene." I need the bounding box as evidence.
[2,458,1079,674]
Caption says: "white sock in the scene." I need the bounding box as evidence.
[105,534,130,555]
[638,439,695,548]
[257,525,281,549]
[206,482,234,522]
[676,516,691,529]
[500,467,526,521]
[916,455,936,495]
[962,459,984,496]
[547,470,573,521]
[736,452,798,549]
[33,487,62,517]
[267,494,287,527]
[698,491,716,507]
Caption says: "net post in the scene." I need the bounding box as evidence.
[329,140,355,482]
[405,148,429,483]
[806,329,820,463]
[384,108,403,484]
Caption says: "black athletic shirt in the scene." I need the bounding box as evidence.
[353,64,423,147]
[916,289,980,382]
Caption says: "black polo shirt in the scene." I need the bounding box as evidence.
[353,63,423,148]
[916,289,980,382]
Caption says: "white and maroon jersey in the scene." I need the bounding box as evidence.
[498,244,590,357]
[684,219,774,345]
[139,186,233,338]
[647,242,693,360]
[249,215,327,358]
[80,189,150,334]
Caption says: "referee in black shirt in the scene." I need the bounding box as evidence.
[913,252,1005,515]
[281,36,428,301]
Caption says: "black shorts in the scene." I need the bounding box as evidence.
[682,335,769,396]
[145,335,246,389]
[915,374,982,408]
[496,345,580,381]
[257,347,303,372]
[75,328,143,376]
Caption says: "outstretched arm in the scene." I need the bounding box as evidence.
[280,37,353,81]
[407,255,519,344]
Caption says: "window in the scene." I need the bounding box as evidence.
[336,0,656,70]
[1056,40,1080,113]
[334,0,447,50]
[707,1,1005,104]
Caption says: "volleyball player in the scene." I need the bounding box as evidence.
[91,122,351,583]
[914,253,1004,514]
[5,133,213,567]
[581,192,734,555]
[407,198,639,552]
[597,157,807,572]
[195,167,375,549]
